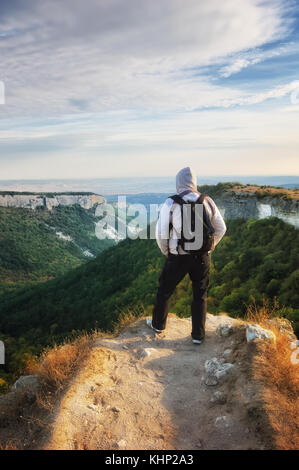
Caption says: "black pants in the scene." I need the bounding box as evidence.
[152,252,210,340]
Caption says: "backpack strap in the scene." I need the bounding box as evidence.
[169,194,184,205]
[197,193,216,216]
[195,193,215,234]
[197,193,206,204]
[167,195,184,254]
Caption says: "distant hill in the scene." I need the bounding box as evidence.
[0,191,105,211]
[198,182,299,200]
[281,184,299,190]
[0,191,95,196]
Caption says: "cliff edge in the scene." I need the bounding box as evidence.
[0,192,106,210]
[1,313,298,450]
[38,315,299,450]
[210,184,299,228]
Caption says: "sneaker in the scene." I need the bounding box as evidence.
[192,338,202,345]
[146,318,163,334]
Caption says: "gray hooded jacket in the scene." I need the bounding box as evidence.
[156,167,227,256]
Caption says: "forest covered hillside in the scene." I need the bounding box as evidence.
[0,205,114,291]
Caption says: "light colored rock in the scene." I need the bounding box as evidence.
[223,349,232,357]
[215,191,299,229]
[268,318,296,342]
[11,375,40,397]
[139,349,151,359]
[246,324,276,343]
[0,340,4,365]
[138,348,155,359]
[205,374,218,386]
[216,324,233,337]
[0,193,105,211]
[291,340,299,350]
[204,358,235,386]
[216,363,234,380]
[215,416,231,429]
[210,391,227,405]
[117,439,127,449]
[204,358,220,381]
[87,404,99,413]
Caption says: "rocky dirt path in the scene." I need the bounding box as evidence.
[44,314,263,450]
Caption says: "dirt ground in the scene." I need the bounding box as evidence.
[40,314,265,450]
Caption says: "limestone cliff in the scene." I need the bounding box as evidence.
[212,185,299,228]
[0,192,106,211]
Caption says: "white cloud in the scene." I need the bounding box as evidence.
[0,0,298,179]
[219,45,291,78]
[221,80,299,107]
[0,0,291,116]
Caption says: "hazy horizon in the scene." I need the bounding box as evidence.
[0,175,298,195]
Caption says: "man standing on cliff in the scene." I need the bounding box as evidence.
[147,167,226,344]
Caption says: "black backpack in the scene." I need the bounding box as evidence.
[168,193,215,255]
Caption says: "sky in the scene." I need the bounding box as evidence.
[0,0,299,179]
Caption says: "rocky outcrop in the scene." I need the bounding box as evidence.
[11,375,40,399]
[246,324,276,344]
[204,358,235,386]
[214,190,299,228]
[0,193,106,211]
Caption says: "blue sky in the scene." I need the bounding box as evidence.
[0,0,298,179]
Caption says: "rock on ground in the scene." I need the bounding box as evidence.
[204,358,235,386]
[216,323,233,337]
[11,375,40,398]
[246,324,276,344]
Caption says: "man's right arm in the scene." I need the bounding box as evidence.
[206,196,226,247]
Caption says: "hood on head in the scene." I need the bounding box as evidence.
[176,167,197,194]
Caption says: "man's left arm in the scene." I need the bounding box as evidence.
[155,199,173,256]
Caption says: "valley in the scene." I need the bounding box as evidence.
[0,183,298,394]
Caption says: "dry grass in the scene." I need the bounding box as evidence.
[0,441,18,450]
[245,298,281,324]
[0,332,95,450]
[231,184,299,200]
[245,301,299,450]
[0,313,142,451]
[112,307,145,335]
[30,333,93,392]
